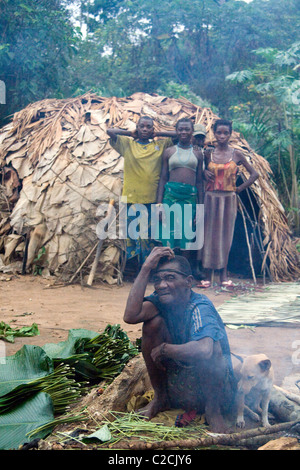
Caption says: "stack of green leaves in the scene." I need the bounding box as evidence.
[0,346,84,416]
[83,324,139,381]
[0,345,83,450]
[0,324,138,449]
[42,324,138,382]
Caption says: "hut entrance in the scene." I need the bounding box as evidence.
[228,179,268,281]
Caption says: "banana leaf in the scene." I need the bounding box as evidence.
[0,326,138,450]
[0,345,53,398]
[41,325,138,381]
[81,425,112,443]
[0,322,39,343]
[0,346,85,415]
[41,328,98,360]
[0,392,54,450]
[41,328,101,381]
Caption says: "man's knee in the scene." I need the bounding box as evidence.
[142,315,165,337]
[198,350,228,391]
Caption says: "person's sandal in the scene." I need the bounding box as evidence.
[197,280,211,288]
[175,409,197,427]
[221,280,234,287]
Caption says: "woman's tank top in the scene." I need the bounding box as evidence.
[206,148,238,192]
[168,145,198,173]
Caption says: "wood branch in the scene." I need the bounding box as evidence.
[68,241,98,284]
[274,385,300,406]
[113,420,300,450]
[270,388,300,422]
[238,197,257,284]
[86,240,104,286]
[87,199,115,286]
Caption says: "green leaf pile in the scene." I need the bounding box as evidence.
[0,392,55,450]
[42,324,138,382]
[0,324,138,449]
[0,322,39,343]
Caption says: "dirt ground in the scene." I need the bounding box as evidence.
[1,274,300,390]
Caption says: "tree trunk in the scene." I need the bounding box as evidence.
[269,387,300,423]
[73,355,151,421]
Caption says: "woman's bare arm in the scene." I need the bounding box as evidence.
[234,151,259,193]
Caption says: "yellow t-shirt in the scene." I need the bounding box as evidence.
[111,136,173,204]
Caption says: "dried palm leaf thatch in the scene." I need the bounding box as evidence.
[0,92,299,283]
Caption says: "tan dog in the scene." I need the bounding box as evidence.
[234,353,274,428]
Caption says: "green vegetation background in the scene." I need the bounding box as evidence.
[0,0,299,232]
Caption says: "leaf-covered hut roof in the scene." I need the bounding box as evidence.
[0,92,299,283]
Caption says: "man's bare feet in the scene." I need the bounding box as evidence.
[137,396,170,420]
[207,414,230,434]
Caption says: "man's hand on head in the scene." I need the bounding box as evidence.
[142,246,175,272]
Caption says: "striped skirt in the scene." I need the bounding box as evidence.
[202,191,237,270]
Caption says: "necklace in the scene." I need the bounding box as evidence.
[177,143,192,149]
[136,139,152,150]
[175,144,194,166]
[136,140,151,151]
[137,140,150,145]
[212,147,234,164]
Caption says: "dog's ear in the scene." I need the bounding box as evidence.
[259,359,271,372]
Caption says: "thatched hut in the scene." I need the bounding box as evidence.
[0,92,299,284]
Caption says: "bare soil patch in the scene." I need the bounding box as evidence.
[1,274,299,389]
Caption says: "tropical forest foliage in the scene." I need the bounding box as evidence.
[0,0,299,231]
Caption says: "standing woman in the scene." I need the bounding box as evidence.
[201,119,259,287]
[155,117,204,262]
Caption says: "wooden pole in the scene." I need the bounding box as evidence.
[238,197,257,285]
[68,199,115,285]
[68,241,98,284]
[87,199,115,286]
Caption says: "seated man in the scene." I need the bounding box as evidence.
[124,246,237,433]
